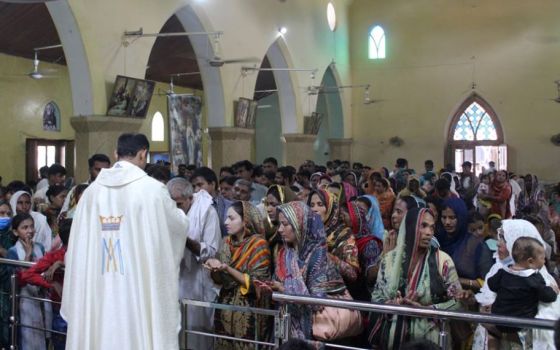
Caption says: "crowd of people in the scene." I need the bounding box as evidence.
[1,134,560,350]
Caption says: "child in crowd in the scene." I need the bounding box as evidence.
[468,211,486,238]
[477,173,492,217]
[488,237,558,336]
[20,219,72,350]
[484,214,502,253]
[7,213,46,350]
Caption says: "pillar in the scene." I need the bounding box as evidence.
[283,134,317,167]
[70,116,143,182]
[328,138,353,161]
[208,127,255,172]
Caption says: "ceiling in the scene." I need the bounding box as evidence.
[145,15,203,90]
[0,3,65,65]
[0,5,277,94]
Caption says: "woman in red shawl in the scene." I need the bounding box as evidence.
[480,170,512,219]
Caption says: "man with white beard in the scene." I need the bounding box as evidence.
[167,177,221,350]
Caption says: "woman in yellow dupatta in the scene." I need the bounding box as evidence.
[205,201,271,350]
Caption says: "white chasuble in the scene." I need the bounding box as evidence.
[61,161,189,350]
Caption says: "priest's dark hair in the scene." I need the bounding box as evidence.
[117,133,150,158]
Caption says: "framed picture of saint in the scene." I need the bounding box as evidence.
[42,101,61,131]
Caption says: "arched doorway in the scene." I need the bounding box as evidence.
[314,65,344,164]
[446,93,506,174]
[254,56,283,163]
[254,38,298,164]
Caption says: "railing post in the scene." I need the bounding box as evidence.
[180,301,187,350]
[439,319,448,350]
[9,274,17,350]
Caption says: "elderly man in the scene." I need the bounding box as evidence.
[167,177,221,350]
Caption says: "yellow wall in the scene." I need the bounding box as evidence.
[64,0,353,133]
[0,52,203,182]
[349,0,560,181]
[0,53,73,183]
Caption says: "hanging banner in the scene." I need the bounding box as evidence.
[168,94,203,173]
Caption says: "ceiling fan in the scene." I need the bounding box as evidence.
[206,36,259,67]
[28,51,59,80]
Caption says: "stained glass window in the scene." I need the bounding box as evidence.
[453,102,497,141]
[369,25,385,59]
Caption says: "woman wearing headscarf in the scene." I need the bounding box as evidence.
[9,191,52,252]
[480,170,512,219]
[371,177,396,230]
[204,201,271,350]
[273,201,361,343]
[369,208,463,349]
[347,201,383,301]
[520,174,543,213]
[474,219,560,350]
[436,198,494,291]
[397,175,427,200]
[263,184,297,257]
[308,189,360,285]
[356,194,385,240]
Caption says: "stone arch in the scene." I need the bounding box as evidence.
[46,1,94,116]
[174,4,226,127]
[314,64,344,163]
[265,38,298,134]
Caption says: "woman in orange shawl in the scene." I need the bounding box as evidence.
[367,173,396,229]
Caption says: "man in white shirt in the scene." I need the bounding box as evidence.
[61,133,189,350]
[167,177,221,350]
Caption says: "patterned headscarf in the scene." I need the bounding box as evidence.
[277,201,326,261]
[359,195,385,239]
[307,189,338,229]
[240,201,265,238]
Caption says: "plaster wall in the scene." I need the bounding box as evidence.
[65,0,353,135]
[0,54,73,183]
[349,0,560,181]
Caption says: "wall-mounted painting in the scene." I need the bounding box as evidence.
[168,94,203,173]
[304,112,323,135]
[43,101,60,132]
[234,98,258,128]
[106,75,155,117]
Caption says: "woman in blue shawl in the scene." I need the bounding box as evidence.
[356,195,385,240]
[435,197,493,291]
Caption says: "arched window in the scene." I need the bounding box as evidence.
[447,94,506,174]
[151,111,164,142]
[368,25,386,59]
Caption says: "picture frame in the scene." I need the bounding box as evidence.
[106,75,155,117]
[234,98,251,128]
[168,94,203,173]
[42,101,61,132]
[304,112,323,135]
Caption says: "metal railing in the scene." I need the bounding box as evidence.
[181,298,288,349]
[272,292,557,350]
[0,257,65,350]
[1,256,557,350]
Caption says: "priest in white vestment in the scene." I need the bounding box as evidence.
[167,178,221,350]
[61,133,189,350]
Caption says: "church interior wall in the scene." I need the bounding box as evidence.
[349,0,560,181]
